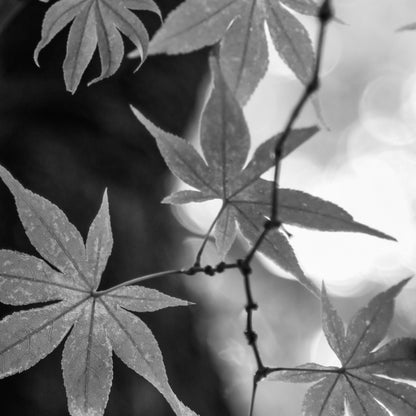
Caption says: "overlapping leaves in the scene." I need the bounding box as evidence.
[149,0,319,104]
[0,166,197,416]
[34,0,161,93]
[132,56,394,295]
[268,279,416,415]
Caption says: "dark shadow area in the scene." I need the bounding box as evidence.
[0,1,231,415]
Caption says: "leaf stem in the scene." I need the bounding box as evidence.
[194,201,227,267]
[95,269,187,296]
[264,366,340,377]
[243,223,270,264]
[95,261,239,296]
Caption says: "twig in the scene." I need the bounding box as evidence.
[95,261,239,296]
[238,259,264,370]
[270,0,333,224]
[249,378,259,416]
[238,1,333,414]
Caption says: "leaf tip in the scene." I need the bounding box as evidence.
[161,196,172,204]
[33,48,41,68]
[87,76,103,88]
[127,49,141,59]
[320,281,335,313]
[396,276,413,291]
[130,105,148,129]
[102,188,109,205]
[66,85,77,95]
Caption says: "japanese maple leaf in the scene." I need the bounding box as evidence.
[0,166,197,416]
[34,0,161,93]
[131,57,394,296]
[268,278,416,415]
[149,0,319,104]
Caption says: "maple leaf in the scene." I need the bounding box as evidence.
[0,166,197,416]
[131,56,394,296]
[268,278,416,415]
[34,0,161,93]
[148,0,318,104]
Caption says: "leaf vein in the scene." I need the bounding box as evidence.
[0,272,89,294]
[0,297,87,356]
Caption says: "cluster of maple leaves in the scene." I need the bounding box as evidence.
[1,0,416,415]
[35,0,319,95]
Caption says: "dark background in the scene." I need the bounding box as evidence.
[0,1,230,415]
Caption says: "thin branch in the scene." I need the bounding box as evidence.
[235,2,333,414]
[186,261,239,276]
[249,378,259,416]
[95,261,239,296]
[270,0,333,225]
[238,259,264,370]
[96,5,333,416]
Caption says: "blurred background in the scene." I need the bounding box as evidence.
[0,0,416,415]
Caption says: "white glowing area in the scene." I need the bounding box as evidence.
[173,119,416,296]
[172,50,416,298]
[310,330,341,367]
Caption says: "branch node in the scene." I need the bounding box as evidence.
[307,78,320,94]
[203,265,215,276]
[319,0,333,24]
[215,261,226,273]
[237,259,252,275]
[255,366,270,382]
[274,146,283,159]
[245,303,258,312]
[185,267,198,276]
[264,219,275,231]
[245,329,258,345]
